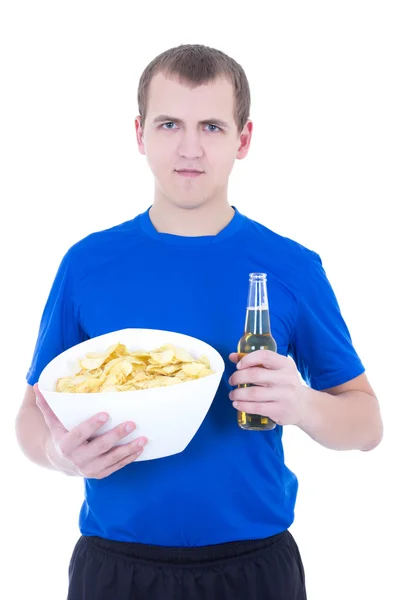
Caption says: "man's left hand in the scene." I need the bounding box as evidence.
[228,350,307,426]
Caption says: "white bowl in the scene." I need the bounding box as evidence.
[38,328,225,461]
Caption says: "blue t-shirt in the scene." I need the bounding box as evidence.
[26,207,364,546]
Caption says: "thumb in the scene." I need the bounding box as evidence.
[33,383,67,440]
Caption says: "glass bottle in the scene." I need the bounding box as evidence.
[237,273,277,431]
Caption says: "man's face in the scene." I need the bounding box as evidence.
[135,72,252,209]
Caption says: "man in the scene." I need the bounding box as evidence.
[16,44,383,600]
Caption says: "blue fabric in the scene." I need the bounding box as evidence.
[27,207,365,546]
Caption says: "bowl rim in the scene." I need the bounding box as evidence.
[38,327,226,396]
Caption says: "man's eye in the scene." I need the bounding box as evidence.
[206,124,221,133]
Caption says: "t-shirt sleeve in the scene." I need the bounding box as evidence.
[26,249,88,386]
[288,251,365,391]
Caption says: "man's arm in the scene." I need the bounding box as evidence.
[15,385,78,474]
[296,372,383,451]
[15,384,148,478]
[229,352,383,452]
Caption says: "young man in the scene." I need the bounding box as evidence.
[16,44,383,600]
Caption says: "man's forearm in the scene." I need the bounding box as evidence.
[15,404,78,475]
[297,387,383,451]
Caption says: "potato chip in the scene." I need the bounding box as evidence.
[56,342,215,393]
[172,346,196,363]
[101,385,119,393]
[75,377,104,393]
[108,359,133,378]
[80,354,109,371]
[130,351,151,359]
[161,364,181,375]
[149,349,175,365]
[198,355,211,369]
[181,362,206,376]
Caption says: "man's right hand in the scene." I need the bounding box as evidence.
[33,384,148,479]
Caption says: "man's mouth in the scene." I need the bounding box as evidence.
[175,169,204,178]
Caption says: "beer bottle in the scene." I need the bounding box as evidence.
[236,272,277,431]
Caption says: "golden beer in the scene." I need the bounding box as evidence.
[237,273,277,431]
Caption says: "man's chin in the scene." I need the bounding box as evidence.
[171,199,208,210]
[165,191,211,210]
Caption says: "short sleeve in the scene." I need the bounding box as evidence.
[288,251,365,391]
[26,249,88,386]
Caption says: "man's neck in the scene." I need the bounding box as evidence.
[149,198,235,237]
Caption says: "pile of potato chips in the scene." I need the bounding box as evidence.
[56,342,214,393]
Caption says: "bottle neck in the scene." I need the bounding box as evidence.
[244,277,271,334]
[247,276,268,309]
[244,306,272,334]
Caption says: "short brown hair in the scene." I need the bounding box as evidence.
[137,44,251,133]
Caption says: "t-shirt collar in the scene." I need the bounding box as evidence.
[139,205,246,246]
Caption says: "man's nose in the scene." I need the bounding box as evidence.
[178,132,204,159]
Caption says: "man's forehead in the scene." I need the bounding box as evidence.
[146,72,235,124]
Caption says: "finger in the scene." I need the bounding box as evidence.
[95,449,145,479]
[236,349,286,371]
[86,438,148,479]
[34,384,67,440]
[229,385,276,403]
[229,367,283,388]
[232,400,278,419]
[75,421,138,463]
[58,413,110,457]
[229,353,240,364]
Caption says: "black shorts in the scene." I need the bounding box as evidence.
[67,530,307,600]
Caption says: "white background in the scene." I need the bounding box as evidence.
[1,1,399,599]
